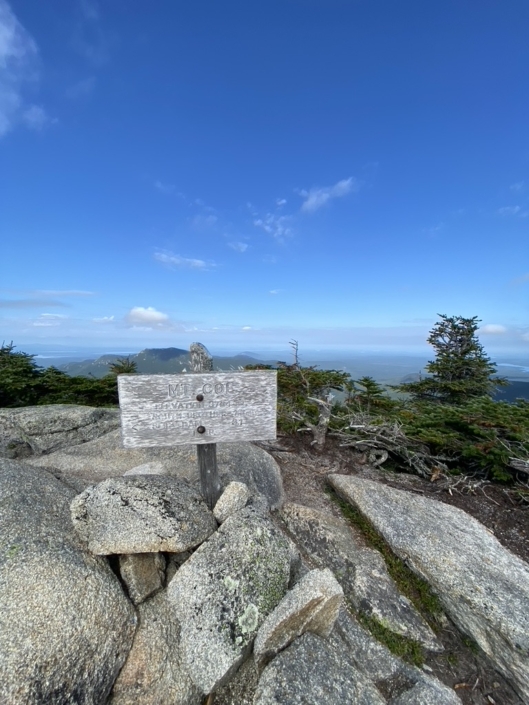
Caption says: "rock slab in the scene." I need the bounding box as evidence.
[280,502,442,652]
[254,567,343,671]
[329,473,529,703]
[109,590,202,705]
[0,458,137,704]
[254,631,386,705]
[213,480,251,523]
[0,404,119,458]
[71,475,217,555]
[166,506,291,694]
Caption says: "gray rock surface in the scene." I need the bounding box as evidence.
[279,502,442,652]
[119,552,166,604]
[27,430,284,508]
[0,404,119,458]
[333,609,461,704]
[254,567,343,671]
[329,473,529,702]
[124,461,166,475]
[254,631,387,705]
[71,475,217,555]
[109,590,202,705]
[0,458,137,704]
[213,480,251,523]
[167,506,291,694]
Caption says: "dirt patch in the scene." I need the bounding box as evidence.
[257,434,529,705]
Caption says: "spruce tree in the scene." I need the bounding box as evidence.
[390,314,509,405]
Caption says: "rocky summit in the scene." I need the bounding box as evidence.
[0,404,528,704]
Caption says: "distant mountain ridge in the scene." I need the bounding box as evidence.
[59,347,272,378]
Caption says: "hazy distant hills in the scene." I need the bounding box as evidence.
[59,347,273,378]
[57,347,529,403]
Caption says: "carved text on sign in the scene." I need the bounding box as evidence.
[118,370,277,448]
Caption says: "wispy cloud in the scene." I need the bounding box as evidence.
[479,324,507,335]
[0,298,66,308]
[22,105,52,131]
[298,177,359,213]
[154,180,176,194]
[253,213,292,243]
[228,241,248,253]
[125,306,170,328]
[191,214,218,229]
[422,223,444,238]
[66,75,96,99]
[276,198,287,207]
[510,181,525,192]
[269,289,282,295]
[498,205,521,216]
[72,0,115,66]
[32,313,68,327]
[0,0,40,137]
[154,250,216,270]
[34,289,95,296]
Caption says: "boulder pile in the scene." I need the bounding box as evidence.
[1,405,528,704]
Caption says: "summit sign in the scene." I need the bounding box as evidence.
[118,370,277,448]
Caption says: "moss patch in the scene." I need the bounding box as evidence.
[326,487,444,627]
[356,609,425,667]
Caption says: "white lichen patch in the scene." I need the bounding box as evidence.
[239,603,259,634]
[224,575,239,592]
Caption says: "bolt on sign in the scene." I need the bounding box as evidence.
[117,370,277,448]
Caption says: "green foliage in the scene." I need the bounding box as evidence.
[0,342,119,408]
[0,342,42,407]
[389,314,509,405]
[245,361,350,433]
[393,396,529,482]
[107,356,138,375]
[344,376,400,415]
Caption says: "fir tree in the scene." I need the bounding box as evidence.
[390,314,509,405]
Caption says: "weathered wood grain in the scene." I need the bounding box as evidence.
[117,370,277,448]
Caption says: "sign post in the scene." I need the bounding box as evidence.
[190,343,221,509]
[117,343,277,510]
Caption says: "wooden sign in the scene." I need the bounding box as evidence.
[118,370,277,449]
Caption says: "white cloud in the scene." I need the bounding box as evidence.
[253,213,292,243]
[0,0,39,137]
[510,181,525,192]
[298,177,359,213]
[269,289,282,294]
[276,198,287,207]
[125,306,169,328]
[479,324,507,335]
[93,315,114,323]
[40,313,67,319]
[22,104,50,131]
[154,250,215,270]
[242,326,252,330]
[228,241,248,252]
[498,205,521,216]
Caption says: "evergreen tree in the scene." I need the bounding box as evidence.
[0,342,42,407]
[107,356,138,375]
[390,314,509,405]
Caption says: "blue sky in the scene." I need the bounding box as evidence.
[1,0,528,356]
